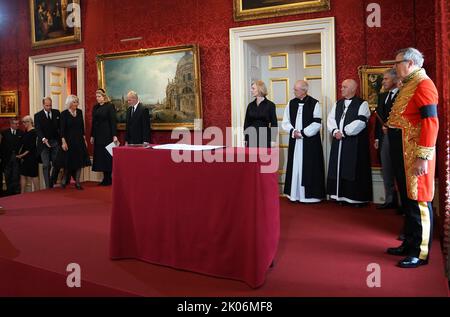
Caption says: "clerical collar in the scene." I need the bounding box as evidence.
[297,96,308,103]
[402,68,422,84]
[345,96,355,101]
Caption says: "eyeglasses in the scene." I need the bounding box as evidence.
[394,59,409,65]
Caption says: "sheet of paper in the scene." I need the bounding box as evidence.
[152,144,225,151]
[105,142,119,156]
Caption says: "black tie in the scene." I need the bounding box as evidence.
[388,91,395,104]
[131,107,135,117]
[47,111,51,120]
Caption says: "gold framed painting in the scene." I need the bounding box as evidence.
[233,0,330,21]
[0,91,19,117]
[30,0,81,49]
[97,44,203,131]
[358,65,393,111]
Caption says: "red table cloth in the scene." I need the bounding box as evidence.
[110,146,280,288]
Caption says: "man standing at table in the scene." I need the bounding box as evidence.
[386,47,439,268]
[282,80,325,203]
[326,79,372,206]
[125,91,150,145]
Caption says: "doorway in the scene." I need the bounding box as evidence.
[28,49,92,186]
[230,18,336,193]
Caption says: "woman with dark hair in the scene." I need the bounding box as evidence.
[60,95,91,190]
[90,88,118,186]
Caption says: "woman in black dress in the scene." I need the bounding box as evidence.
[61,95,91,190]
[16,115,39,193]
[90,89,117,186]
[243,80,278,148]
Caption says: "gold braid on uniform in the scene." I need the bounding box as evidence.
[387,68,429,200]
[416,146,435,160]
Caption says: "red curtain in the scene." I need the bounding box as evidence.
[435,0,450,266]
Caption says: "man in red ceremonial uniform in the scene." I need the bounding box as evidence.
[386,47,439,268]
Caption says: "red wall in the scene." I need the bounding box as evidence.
[0,0,437,146]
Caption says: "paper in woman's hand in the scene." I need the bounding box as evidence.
[105,141,119,156]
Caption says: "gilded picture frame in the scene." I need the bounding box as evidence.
[358,65,393,111]
[233,0,330,21]
[97,44,203,131]
[0,91,19,117]
[30,0,81,49]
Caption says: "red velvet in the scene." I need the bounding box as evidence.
[110,147,280,288]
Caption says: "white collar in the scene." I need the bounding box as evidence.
[389,88,399,95]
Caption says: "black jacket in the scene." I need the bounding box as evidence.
[1,128,24,168]
[125,103,151,144]
[34,108,61,154]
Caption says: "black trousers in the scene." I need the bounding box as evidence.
[388,128,433,260]
[388,128,408,211]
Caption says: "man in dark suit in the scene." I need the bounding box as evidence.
[374,69,400,210]
[125,91,150,145]
[34,97,61,188]
[1,118,24,195]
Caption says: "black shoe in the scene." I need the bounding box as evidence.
[75,183,83,190]
[386,245,409,256]
[376,202,397,209]
[397,256,428,268]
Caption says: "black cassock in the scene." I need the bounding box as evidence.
[283,96,325,201]
[327,97,373,202]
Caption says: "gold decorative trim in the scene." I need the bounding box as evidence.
[233,0,330,22]
[270,78,289,107]
[418,201,431,260]
[387,69,429,200]
[269,53,288,71]
[415,146,435,160]
[303,50,321,68]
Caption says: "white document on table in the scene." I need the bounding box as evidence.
[152,144,225,151]
[105,142,119,156]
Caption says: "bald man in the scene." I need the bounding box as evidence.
[281,80,325,202]
[125,91,150,145]
[327,79,373,206]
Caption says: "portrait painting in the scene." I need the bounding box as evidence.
[30,0,81,48]
[0,91,19,117]
[358,65,393,111]
[97,44,203,131]
[233,0,330,21]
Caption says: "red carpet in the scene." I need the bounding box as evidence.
[0,183,448,297]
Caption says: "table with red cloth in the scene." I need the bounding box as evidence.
[110,146,280,288]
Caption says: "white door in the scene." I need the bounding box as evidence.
[245,43,323,194]
[44,66,68,112]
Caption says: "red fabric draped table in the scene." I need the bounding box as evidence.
[110,146,280,288]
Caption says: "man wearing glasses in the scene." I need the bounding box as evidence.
[386,48,439,268]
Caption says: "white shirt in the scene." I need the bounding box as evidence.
[385,88,399,103]
[327,99,370,137]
